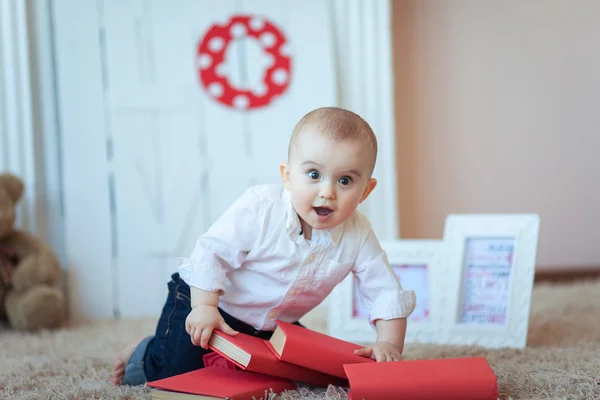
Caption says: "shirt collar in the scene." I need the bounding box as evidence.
[282,187,345,246]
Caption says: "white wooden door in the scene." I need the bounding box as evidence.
[52,0,336,319]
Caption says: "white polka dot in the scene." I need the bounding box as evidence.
[215,63,227,77]
[208,36,225,52]
[230,23,246,38]
[272,68,289,85]
[279,43,291,57]
[253,82,268,96]
[260,32,276,48]
[196,53,212,69]
[233,95,249,109]
[249,17,265,31]
[208,82,224,98]
[265,53,276,68]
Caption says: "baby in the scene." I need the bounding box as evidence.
[112,106,416,385]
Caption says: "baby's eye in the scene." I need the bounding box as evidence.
[338,176,352,185]
[308,170,321,180]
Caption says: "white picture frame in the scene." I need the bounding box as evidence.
[328,239,444,345]
[441,214,540,349]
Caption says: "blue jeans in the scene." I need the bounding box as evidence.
[122,273,303,385]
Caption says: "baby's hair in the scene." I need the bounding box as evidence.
[288,107,378,174]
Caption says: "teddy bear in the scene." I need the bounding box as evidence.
[0,172,67,331]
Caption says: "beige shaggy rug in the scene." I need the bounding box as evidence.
[1,279,600,400]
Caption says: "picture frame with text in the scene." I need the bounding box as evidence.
[441,214,540,349]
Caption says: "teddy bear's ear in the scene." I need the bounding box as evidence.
[0,173,25,204]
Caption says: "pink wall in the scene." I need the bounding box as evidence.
[393,0,600,270]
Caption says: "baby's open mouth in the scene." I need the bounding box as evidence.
[314,207,333,216]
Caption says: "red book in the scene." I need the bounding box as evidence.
[146,366,296,399]
[343,357,499,400]
[264,320,374,379]
[208,330,344,387]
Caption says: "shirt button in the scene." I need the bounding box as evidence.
[306,254,315,263]
[268,311,276,318]
[289,289,296,296]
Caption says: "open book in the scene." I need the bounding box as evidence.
[265,320,374,379]
[208,329,343,387]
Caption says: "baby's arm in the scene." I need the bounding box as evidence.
[185,287,238,349]
[354,318,406,361]
[178,188,262,348]
[351,224,416,362]
[375,317,407,354]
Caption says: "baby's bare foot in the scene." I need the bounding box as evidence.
[112,338,143,385]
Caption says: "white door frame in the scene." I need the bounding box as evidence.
[1,0,37,234]
[30,0,399,321]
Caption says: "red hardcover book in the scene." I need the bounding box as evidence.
[264,320,374,379]
[343,357,499,400]
[208,330,344,387]
[146,366,296,400]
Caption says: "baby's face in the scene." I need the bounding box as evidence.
[281,128,376,232]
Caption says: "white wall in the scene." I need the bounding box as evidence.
[393,0,600,270]
[45,0,398,320]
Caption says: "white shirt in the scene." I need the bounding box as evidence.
[177,184,416,331]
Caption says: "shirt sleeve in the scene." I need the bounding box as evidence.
[352,227,417,328]
[176,188,261,294]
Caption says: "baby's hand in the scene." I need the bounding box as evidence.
[354,341,403,362]
[185,305,239,349]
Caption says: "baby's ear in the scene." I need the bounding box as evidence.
[280,162,291,189]
[359,178,377,203]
